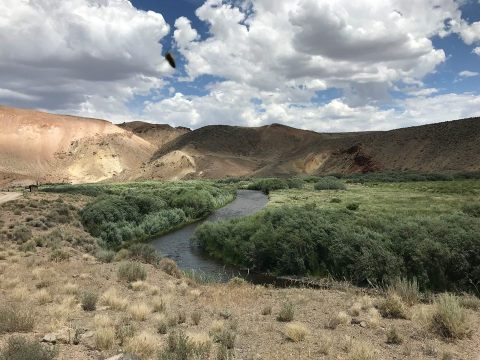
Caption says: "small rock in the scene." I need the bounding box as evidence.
[350,318,361,325]
[42,333,57,344]
[359,321,368,328]
[106,354,140,360]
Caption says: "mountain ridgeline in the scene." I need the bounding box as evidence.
[1,105,479,186]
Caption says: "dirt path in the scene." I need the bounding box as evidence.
[0,192,21,204]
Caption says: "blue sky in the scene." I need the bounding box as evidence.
[1,0,479,132]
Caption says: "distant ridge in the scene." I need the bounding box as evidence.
[0,105,479,185]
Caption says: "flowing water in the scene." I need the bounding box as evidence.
[150,190,268,280]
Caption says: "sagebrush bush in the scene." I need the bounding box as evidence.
[378,294,407,319]
[346,202,360,211]
[462,202,480,217]
[127,243,161,265]
[118,261,147,282]
[0,306,35,333]
[159,258,182,278]
[314,177,346,190]
[192,310,202,325]
[49,249,70,262]
[386,327,403,344]
[277,303,294,322]
[81,292,98,311]
[0,336,58,360]
[431,294,471,339]
[12,226,31,243]
[95,250,115,263]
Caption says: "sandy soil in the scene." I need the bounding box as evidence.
[0,192,21,204]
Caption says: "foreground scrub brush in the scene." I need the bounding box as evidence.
[165,52,176,69]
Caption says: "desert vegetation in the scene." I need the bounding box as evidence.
[43,181,235,250]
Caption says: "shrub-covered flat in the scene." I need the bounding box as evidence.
[195,177,480,292]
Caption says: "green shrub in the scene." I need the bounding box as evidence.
[81,292,98,311]
[314,177,346,190]
[346,202,360,211]
[462,203,480,217]
[49,249,70,262]
[118,262,147,282]
[0,336,58,360]
[127,244,161,265]
[211,329,236,350]
[19,240,36,253]
[0,306,35,333]
[12,226,31,243]
[330,198,341,203]
[277,303,295,322]
[247,178,289,194]
[386,327,403,345]
[195,204,480,291]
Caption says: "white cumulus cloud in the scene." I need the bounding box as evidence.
[459,70,479,78]
[0,0,171,115]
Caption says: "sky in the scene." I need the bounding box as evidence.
[0,0,480,132]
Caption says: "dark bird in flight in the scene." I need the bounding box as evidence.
[165,52,176,69]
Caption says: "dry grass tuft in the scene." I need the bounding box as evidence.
[378,294,407,319]
[430,293,471,339]
[10,287,29,301]
[366,308,381,328]
[284,322,308,342]
[95,326,116,350]
[360,296,373,310]
[388,277,420,306]
[458,293,480,311]
[35,289,53,305]
[63,282,79,295]
[0,305,35,333]
[348,302,362,316]
[349,341,377,360]
[128,302,152,321]
[101,288,128,311]
[151,296,168,313]
[130,280,149,292]
[2,277,20,289]
[124,331,158,358]
[326,311,350,329]
[318,333,333,355]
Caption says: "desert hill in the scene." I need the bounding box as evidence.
[143,118,480,179]
[1,105,479,185]
[0,106,155,186]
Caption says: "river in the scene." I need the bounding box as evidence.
[150,190,268,280]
